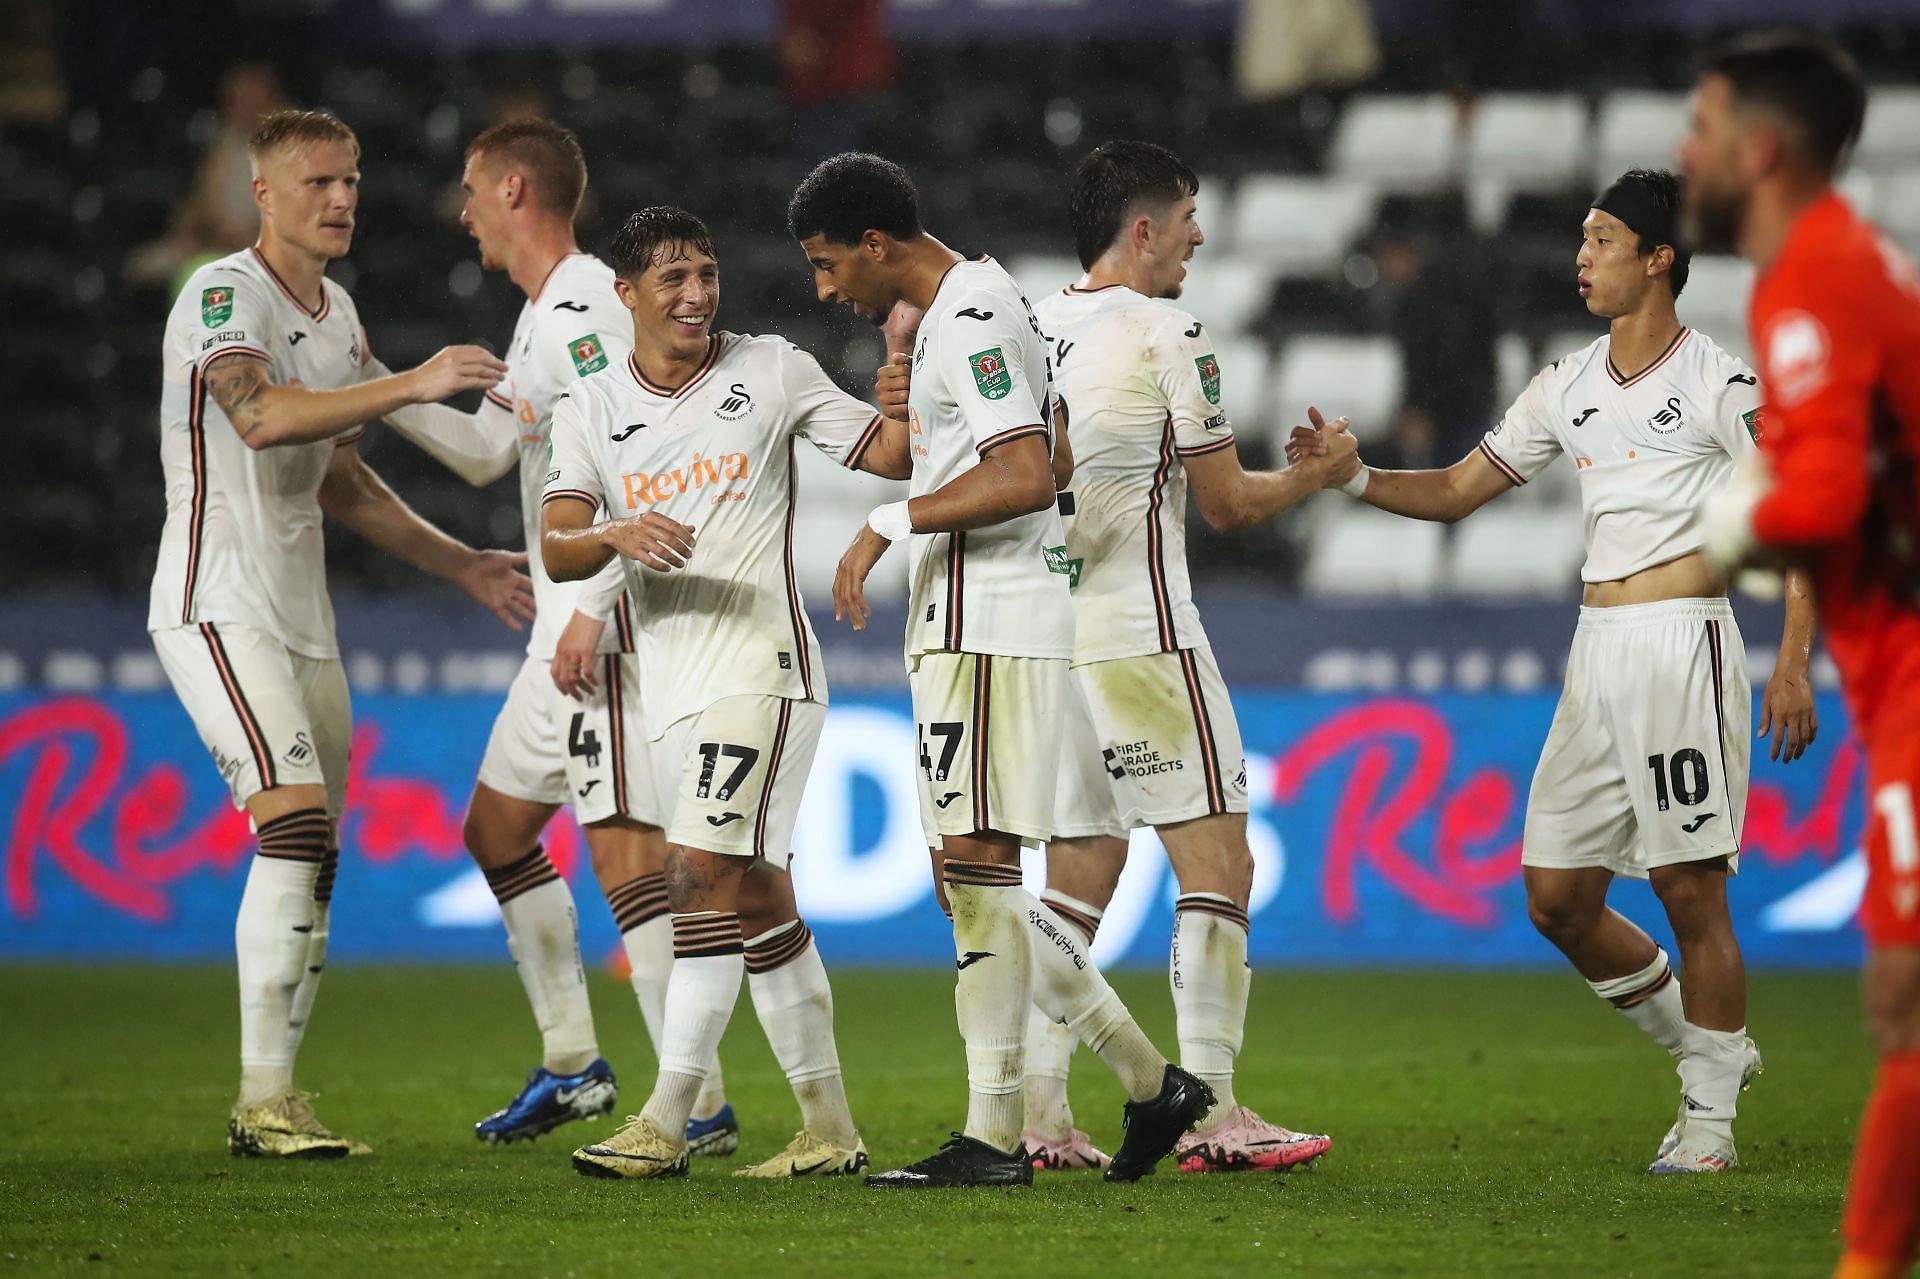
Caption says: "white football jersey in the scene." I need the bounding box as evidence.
[1033,285,1235,664]
[486,253,637,660]
[148,248,368,657]
[1480,327,1763,582]
[904,257,1074,661]
[543,333,886,735]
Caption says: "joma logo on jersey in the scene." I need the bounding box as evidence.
[713,382,754,421]
[201,286,234,328]
[622,452,749,507]
[1646,396,1685,433]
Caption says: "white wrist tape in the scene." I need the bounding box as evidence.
[1339,465,1372,498]
[867,500,913,541]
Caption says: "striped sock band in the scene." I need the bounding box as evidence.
[1592,948,1676,1008]
[313,846,340,906]
[256,808,329,863]
[1040,889,1103,942]
[482,845,561,906]
[1174,891,1250,933]
[606,872,669,933]
[943,859,1023,889]
[744,919,814,974]
[672,910,743,959]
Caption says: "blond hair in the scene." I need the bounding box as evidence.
[248,109,360,173]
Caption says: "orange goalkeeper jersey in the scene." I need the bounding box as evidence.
[1748,192,1920,744]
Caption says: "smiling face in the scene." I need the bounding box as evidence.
[616,239,719,362]
[255,140,358,259]
[1576,209,1666,319]
[800,231,900,327]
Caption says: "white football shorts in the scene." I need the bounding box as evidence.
[653,695,826,868]
[1054,646,1250,837]
[477,653,662,826]
[1523,597,1749,878]
[152,622,350,815]
[910,651,1067,847]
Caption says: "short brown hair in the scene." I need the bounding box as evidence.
[248,109,360,168]
[466,118,589,217]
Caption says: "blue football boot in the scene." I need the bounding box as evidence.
[475,1058,618,1144]
[685,1103,741,1157]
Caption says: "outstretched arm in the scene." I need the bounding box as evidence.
[206,345,506,451]
[1187,418,1357,532]
[1287,408,1510,523]
[366,357,520,486]
[318,441,534,630]
[1759,569,1819,763]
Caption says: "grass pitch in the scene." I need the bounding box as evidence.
[0,964,1871,1277]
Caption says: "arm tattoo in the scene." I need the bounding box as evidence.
[204,355,272,439]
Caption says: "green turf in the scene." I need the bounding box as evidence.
[0,964,1873,1277]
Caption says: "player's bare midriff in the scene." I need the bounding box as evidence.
[1582,549,1723,608]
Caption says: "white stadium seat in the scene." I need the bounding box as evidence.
[1854,88,1920,175]
[1269,335,1404,444]
[1230,175,1378,273]
[1678,255,1755,337]
[1445,505,1586,596]
[1866,171,1920,255]
[1301,506,1444,597]
[1329,94,1459,192]
[1214,337,1273,436]
[1176,256,1278,334]
[1195,173,1234,250]
[1005,254,1082,303]
[1495,331,1533,410]
[1463,94,1590,190]
[1591,91,1687,188]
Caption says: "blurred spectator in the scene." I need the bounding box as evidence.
[0,1,63,123]
[782,0,896,171]
[1358,193,1498,464]
[126,61,288,291]
[1235,0,1380,100]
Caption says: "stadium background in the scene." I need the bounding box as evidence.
[3,0,1916,972]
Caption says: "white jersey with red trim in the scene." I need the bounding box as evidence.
[903,256,1074,661]
[1478,327,1762,583]
[148,248,369,657]
[1033,285,1235,664]
[487,253,638,660]
[542,333,885,735]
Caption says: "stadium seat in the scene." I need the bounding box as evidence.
[1495,332,1533,411]
[1869,171,1920,255]
[1463,94,1590,191]
[1178,256,1278,334]
[1590,91,1687,188]
[1853,87,1920,175]
[1268,335,1404,443]
[1215,337,1273,435]
[790,446,906,601]
[1678,255,1755,338]
[1006,254,1083,302]
[1445,505,1586,595]
[1328,95,1459,192]
[1229,175,1378,274]
[1300,506,1444,596]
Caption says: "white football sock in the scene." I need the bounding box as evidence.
[236,812,327,1107]
[1022,1005,1077,1144]
[1678,1023,1749,1144]
[640,912,744,1137]
[609,873,673,1056]
[1173,893,1251,1127]
[947,861,1032,1154]
[1021,889,1166,1102]
[284,843,339,1062]
[1590,946,1688,1057]
[1023,889,1098,1142]
[746,920,857,1148]
[484,847,599,1076]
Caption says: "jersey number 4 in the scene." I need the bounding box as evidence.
[568,713,602,769]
